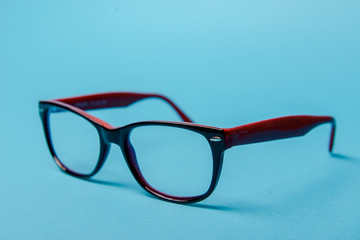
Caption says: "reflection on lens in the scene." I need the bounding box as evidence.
[49,106,100,175]
[130,125,213,197]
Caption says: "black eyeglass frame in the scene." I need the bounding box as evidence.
[39,92,335,204]
[39,100,226,203]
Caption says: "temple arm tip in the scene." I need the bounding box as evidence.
[328,118,336,153]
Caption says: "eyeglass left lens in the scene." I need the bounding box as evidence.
[48,106,101,175]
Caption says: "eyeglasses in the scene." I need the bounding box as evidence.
[39,92,336,203]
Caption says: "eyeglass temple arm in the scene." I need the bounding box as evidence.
[224,115,336,152]
[56,92,192,122]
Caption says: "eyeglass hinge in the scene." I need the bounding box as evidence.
[210,136,222,142]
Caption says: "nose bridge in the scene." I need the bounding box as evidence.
[101,127,125,146]
[101,126,136,169]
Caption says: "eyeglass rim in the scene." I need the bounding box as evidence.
[39,100,226,203]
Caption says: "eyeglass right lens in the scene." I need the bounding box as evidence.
[48,106,101,175]
[129,125,213,198]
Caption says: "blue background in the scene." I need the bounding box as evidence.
[1,0,359,239]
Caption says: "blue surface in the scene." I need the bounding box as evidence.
[1,0,360,239]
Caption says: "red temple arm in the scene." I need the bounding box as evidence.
[56,92,192,122]
[224,115,335,152]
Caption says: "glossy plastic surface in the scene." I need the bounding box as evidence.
[224,115,335,152]
[39,99,225,204]
[57,92,192,122]
[39,92,337,203]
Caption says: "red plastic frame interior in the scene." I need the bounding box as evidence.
[56,92,192,122]
[56,92,335,152]
[224,115,335,152]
